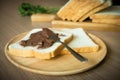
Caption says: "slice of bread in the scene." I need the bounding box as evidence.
[71,0,106,22]
[79,0,112,22]
[57,0,106,21]
[90,6,120,19]
[9,28,73,59]
[60,28,99,54]
[57,0,75,20]
[63,0,89,21]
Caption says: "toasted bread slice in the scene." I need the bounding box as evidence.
[79,0,112,22]
[63,0,88,21]
[57,0,75,20]
[57,0,106,21]
[9,28,73,59]
[71,0,106,21]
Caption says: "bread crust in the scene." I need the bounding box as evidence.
[9,28,99,59]
[9,47,34,57]
[33,34,73,59]
[61,46,99,55]
[8,29,73,59]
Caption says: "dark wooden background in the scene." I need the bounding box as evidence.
[0,0,120,80]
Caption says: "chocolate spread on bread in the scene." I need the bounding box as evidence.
[20,28,59,48]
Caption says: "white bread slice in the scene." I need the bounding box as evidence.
[60,28,99,54]
[79,0,112,22]
[9,28,73,59]
[90,6,120,19]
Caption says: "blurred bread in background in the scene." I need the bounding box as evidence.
[57,0,112,22]
[90,6,120,25]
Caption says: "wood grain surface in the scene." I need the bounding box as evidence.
[0,0,120,80]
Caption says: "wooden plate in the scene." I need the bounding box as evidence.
[5,32,107,75]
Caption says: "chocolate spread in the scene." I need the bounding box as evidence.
[20,28,59,48]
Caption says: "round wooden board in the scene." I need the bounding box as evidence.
[5,32,107,76]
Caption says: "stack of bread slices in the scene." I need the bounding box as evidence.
[31,0,112,23]
[31,0,120,30]
[90,6,120,26]
[57,0,112,22]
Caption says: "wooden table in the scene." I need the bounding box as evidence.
[0,0,120,80]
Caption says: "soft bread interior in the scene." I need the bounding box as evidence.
[60,28,99,54]
[9,28,73,59]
